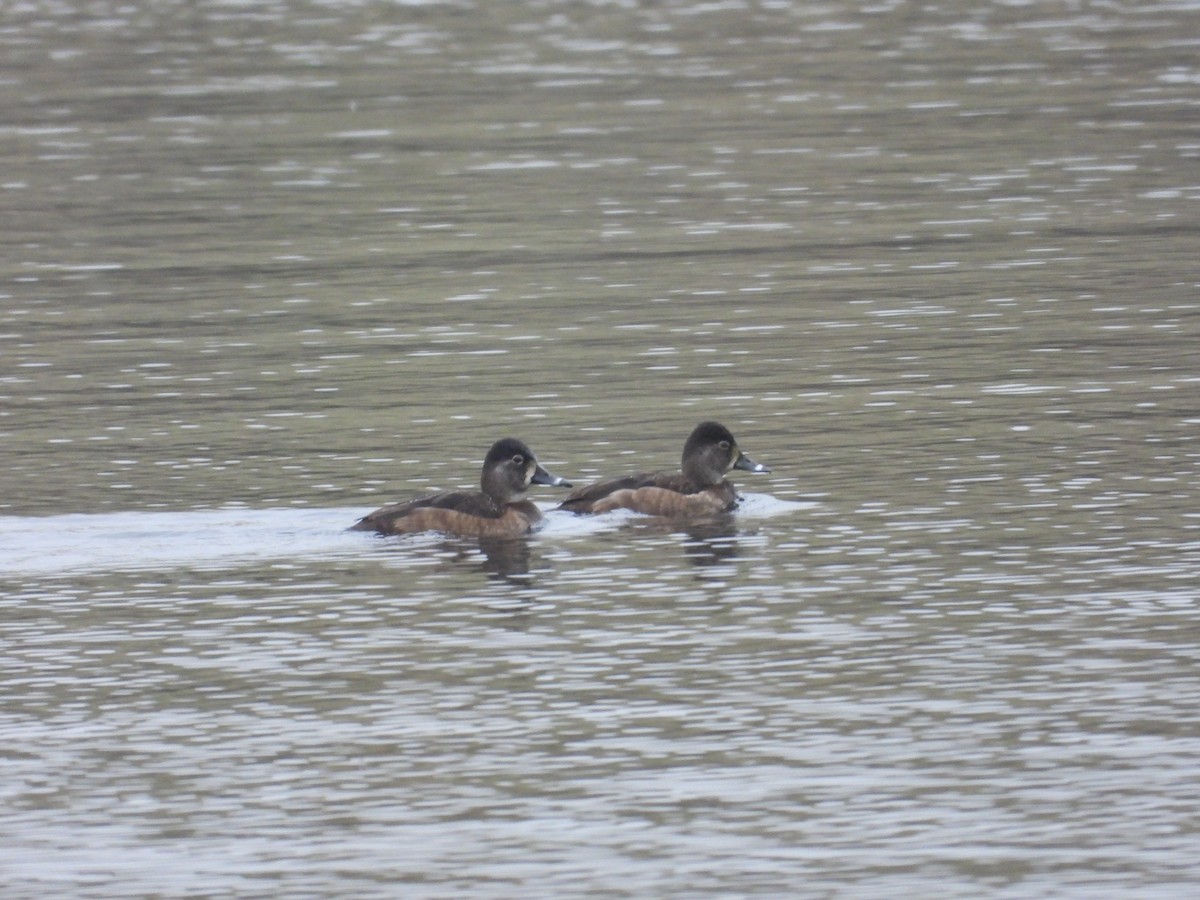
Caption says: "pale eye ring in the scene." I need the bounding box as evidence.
[512,454,525,466]
[718,440,731,451]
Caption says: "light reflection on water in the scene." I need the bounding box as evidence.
[2,0,1200,895]
[4,494,1198,894]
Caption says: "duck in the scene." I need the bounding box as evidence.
[558,420,770,517]
[350,438,572,537]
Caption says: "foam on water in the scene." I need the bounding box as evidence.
[0,494,809,577]
[0,507,365,577]
[539,492,810,537]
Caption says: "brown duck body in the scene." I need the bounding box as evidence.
[559,421,769,517]
[558,472,739,517]
[350,438,571,538]
[350,491,546,538]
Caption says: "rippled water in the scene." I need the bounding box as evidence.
[2,1,1199,896]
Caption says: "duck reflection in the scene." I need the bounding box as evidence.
[680,516,740,567]
[474,536,534,582]
[432,536,535,583]
[370,533,539,585]
[626,513,741,567]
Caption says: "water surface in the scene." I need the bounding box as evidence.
[2,1,1199,896]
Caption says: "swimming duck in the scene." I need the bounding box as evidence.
[350,438,572,537]
[558,420,770,517]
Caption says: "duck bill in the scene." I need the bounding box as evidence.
[531,464,572,488]
[733,452,771,474]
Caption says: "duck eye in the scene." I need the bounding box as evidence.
[718,440,731,451]
[511,454,525,466]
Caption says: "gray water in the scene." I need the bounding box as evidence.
[2,1,1199,896]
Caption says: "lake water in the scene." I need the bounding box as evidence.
[2,1,1199,896]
